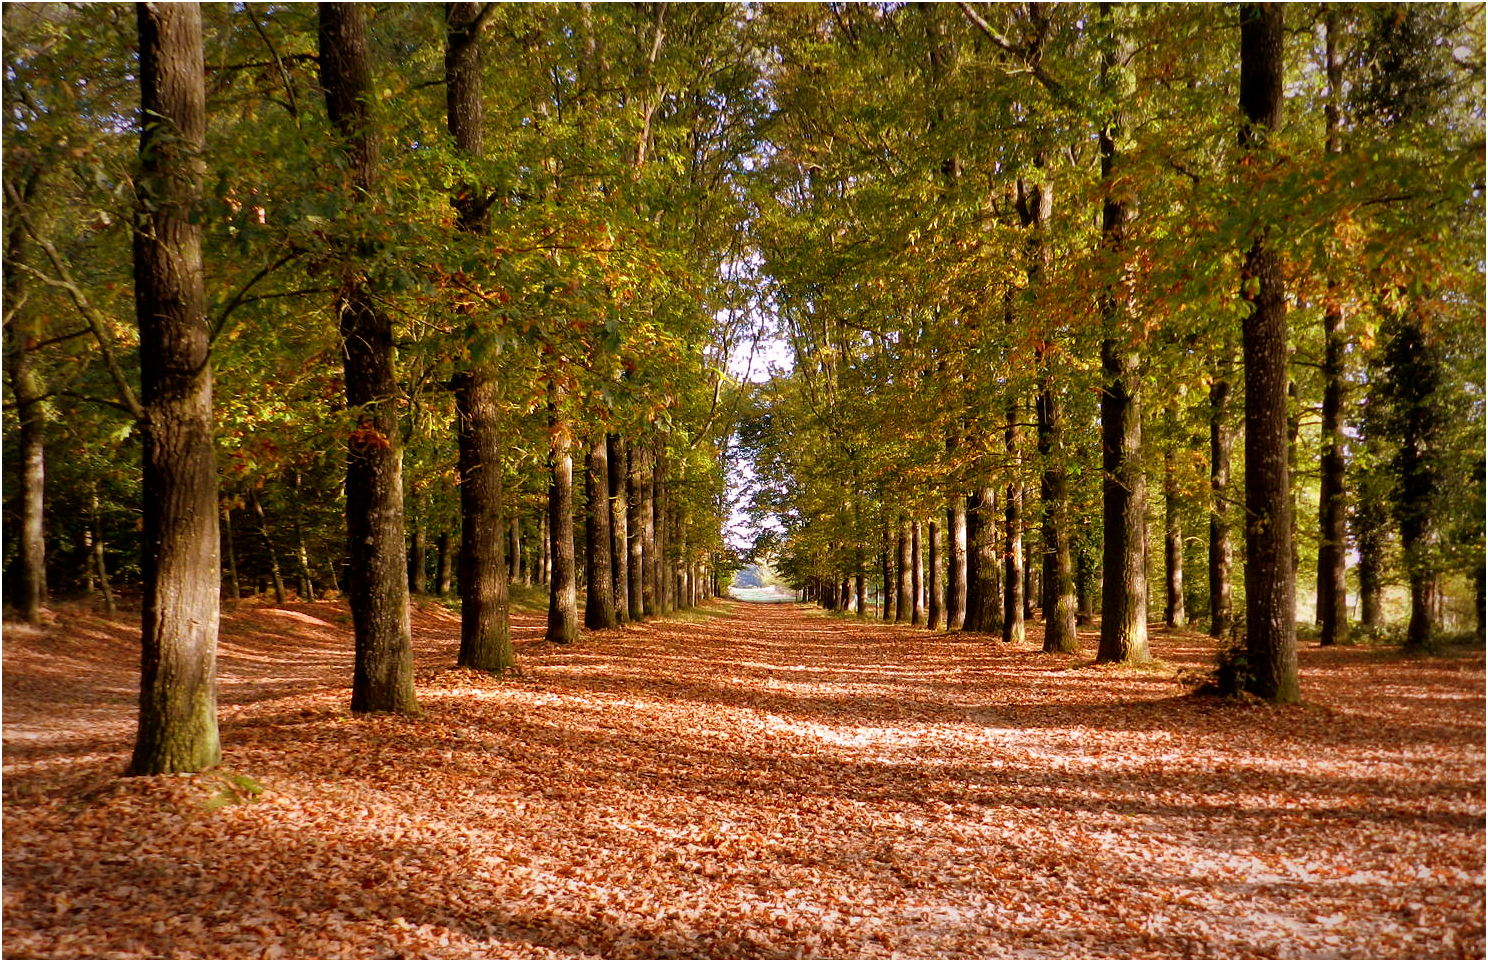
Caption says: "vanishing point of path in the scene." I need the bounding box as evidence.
[4,599,1483,958]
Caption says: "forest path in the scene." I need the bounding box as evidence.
[3,598,1483,959]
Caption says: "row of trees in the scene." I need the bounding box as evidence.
[740,3,1483,701]
[4,4,763,772]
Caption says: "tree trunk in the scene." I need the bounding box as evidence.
[608,434,630,621]
[1209,365,1234,638]
[1239,2,1299,702]
[455,371,513,670]
[1316,11,1349,647]
[945,496,968,631]
[91,486,116,617]
[1004,403,1025,645]
[856,571,867,620]
[640,445,658,616]
[911,522,924,626]
[4,170,47,627]
[927,520,942,630]
[1355,495,1385,628]
[1164,449,1186,628]
[222,498,241,601]
[407,523,426,596]
[1037,383,1080,654]
[969,486,1003,634]
[130,1,221,774]
[627,444,646,620]
[546,408,579,643]
[895,522,912,623]
[880,541,893,621]
[249,488,287,604]
[654,449,671,615]
[584,433,617,629]
[1097,8,1150,665]
[320,1,418,715]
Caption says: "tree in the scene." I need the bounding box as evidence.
[1237,3,1299,703]
[446,0,513,673]
[129,0,221,774]
[319,2,418,714]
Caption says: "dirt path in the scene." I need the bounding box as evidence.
[3,599,1483,958]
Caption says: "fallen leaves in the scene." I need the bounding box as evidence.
[3,599,1483,958]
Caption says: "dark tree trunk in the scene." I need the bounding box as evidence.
[927,520,942,630]
[654,452,671,615]
[1097,9,1150,665]
[969,486,1003,634]
[965,494,982,630]
[1355,496,1386,628]
[91,488,116,617]
[895,522,912,623]
[639,445,658,617]
[945,496,968,630]
[321,2,418,715]
[1239,2,1299,702]
[608,434,630,621]
[1004,403,1025,645]
[447,1,510,672]
[407,523,426,595]
[1164,449,1186,628]
[856,571,867,620]
[1209,366,1234,638]
[1037,383,1080,654]
[507,519,521,585]
[546,411,579,643]
[880,542,893,621]
[627,444,646,621]
[1316,11,1349,647]
[222,499,241,601]
[455,371,513,670]
[584,434,618,629]
[130,1,221,774]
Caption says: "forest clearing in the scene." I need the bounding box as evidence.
[3,598,1483,960]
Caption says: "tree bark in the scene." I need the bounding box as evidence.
[584,433,618,629]
[1037,384,1080,654]
[927,520,942,630]
[640,445,658,616]
[627,444,646,620]
[1239,2,1299,702]
[968,486,1003,634]
[1208,366,1234,637]
[1164,449,1186,628]
[436,531,453,597]
[608,434,630,621]
[455,371,513,670]
[447,1,511,671]
[222,498,241,601]
[1004,402,1025,645]
[4,168,47,626]
[320,2,418,715]
[1315,10,1349,647]
[894,522,912,623]
[546,407,579,643]
[1097,6,1150,665]
[250,488,287,604]
[945,496,968,631]
[130,1,221,774]
[911,522,924,626]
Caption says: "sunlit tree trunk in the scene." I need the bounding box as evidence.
[4,167,48,626]
[608,434,630,621]
[945,494,968,631]
[130,0,221,774]
[911,521,924,625]
[895,521,912,623]
[1209,363,1234,637]
[1004,401,1025,645]
[546,403,579,643]
[927,520,942,629]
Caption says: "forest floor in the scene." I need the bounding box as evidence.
[3,596,1483,960]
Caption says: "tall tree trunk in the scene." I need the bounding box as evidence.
[855,570,867,620]
[130,1,221,774]
[1209,363,1234,637]
[1239,2,1299,702]
[222,498,241,602]
[1004,402,1025,645]
[249,488,287,604]
[969,486,1003,634]
[546,407,579,643]
[1097,6,1149,665]
[320,2,418,715]
[1037,384,1080,654]
[455,371,513,670]
[4,169,48,627]
[654,450,671,615]
[407,522,426,595]
[584,434,618,629]
[91,485,116,617]
[627,444,646,621]
[1315,8,1349,647]
[927,520,942,630]
[608,434,630,621]
[904,523,916,627]
[945,495,968,630]
[1355,494,1386,628]
[880,541,893,621]
[447,2,511,671]
[895,521,912,623]
[1164,448,1186,628]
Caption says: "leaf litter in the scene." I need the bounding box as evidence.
[3,599,1483,959]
